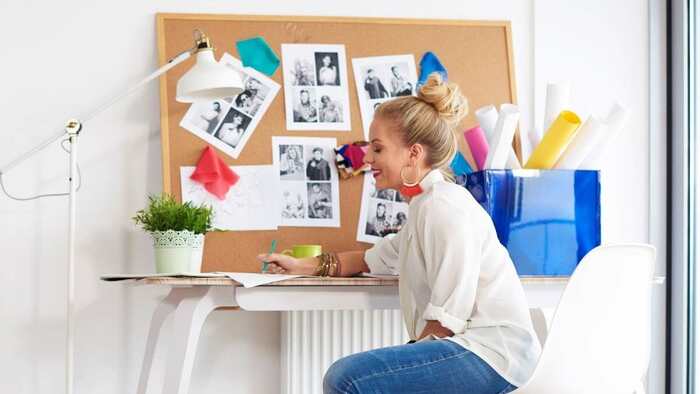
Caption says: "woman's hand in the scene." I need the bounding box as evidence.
[418,320,454,340]
[257,253,317,275]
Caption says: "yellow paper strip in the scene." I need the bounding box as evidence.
[525,110,581,169]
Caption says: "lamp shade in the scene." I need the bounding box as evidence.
[176,49,244,103]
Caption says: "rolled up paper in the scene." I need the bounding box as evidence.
[464,126,489,170]
[579,102,629,169]
[485,104,520,169]
[518,127,533,165]
[543,82,570,132]
[525,110,582,169]
[506,149,522,169]
[475,105,498,135]
[528,128,542,154]
[554,116,607,169]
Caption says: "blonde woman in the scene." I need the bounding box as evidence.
[259,73,540,393]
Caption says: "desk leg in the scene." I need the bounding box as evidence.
[137,289,184,394]
[162,286,236,394]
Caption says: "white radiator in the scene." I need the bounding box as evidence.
[281,310,409,394]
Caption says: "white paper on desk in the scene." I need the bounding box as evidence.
[360,272,399,279]
[180,165,280,231]
[219,272,304,288]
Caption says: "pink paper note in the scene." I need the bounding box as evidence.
[464,126,489,170]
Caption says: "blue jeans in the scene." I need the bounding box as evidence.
[323,339,517,394]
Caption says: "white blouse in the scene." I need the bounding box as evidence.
[364,169,541,387]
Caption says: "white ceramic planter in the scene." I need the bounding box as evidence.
[152,230,205,273]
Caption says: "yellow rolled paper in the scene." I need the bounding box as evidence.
[525,110,582,169]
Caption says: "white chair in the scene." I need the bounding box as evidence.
[513,244,656,394]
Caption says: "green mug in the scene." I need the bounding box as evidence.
[282,244,322,258]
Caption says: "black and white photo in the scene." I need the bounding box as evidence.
[292,88,318,123]
[273,136,340,227]
[180,99,227,136]
[356,172,409,243]
[318,93,344,123]
[307,182,333,219]
[352,55,418,139]
[212,107,252,149]
[388,63,414,97]
[305,146,332,181]
[281,185,306,219]
[282,44,351,131]
[290,57,316,86]
[315,52,340,86]
[279,144,305,181]
[370,188,396,201]
[180,53,280,159]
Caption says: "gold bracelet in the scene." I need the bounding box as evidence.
[315,252,339,277]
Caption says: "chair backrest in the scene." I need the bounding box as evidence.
[514,244,656,394]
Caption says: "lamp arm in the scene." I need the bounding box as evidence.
[0,49,192,175]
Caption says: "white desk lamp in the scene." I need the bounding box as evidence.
[0,29,243,394]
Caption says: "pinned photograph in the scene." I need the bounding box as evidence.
[357,172,409,243]
[315,52,341,86]
[273,136,340,227]
[305,146,332,181]
[180,53,280,159]
[281,182,307,219]
[278,144,306,181]
[307,182,333,219]
[213,107,252,149]
[352,55,418,139]
[282,44,351,131]
[292,87,318,123]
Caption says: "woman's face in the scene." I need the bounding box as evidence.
[246,78,261,90]
[213,102,221,111]
[364,117,413,190]
[233,115,243,126]
[377,204,386,216]
[322,56,331,66]
[288,147,298,159]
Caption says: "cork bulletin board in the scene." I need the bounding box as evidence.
[156,13,517,272]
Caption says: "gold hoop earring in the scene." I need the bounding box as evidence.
[400,166,421,187]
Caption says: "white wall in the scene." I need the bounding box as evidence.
[0,1,658,393]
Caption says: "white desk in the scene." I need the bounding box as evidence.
[109,276,567,394]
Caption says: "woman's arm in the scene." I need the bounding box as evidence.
[258,250,369,277]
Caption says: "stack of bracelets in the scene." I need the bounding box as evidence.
[314,252,341,277]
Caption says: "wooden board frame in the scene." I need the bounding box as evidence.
[156,13,518,272]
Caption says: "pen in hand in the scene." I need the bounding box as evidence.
[262,239,277,273]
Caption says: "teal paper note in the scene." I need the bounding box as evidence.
[236,36,280,76]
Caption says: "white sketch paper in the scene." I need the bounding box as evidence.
[357,173,409,244]
[180,165,280,231]
[272,136,340,227]
[352,55,418,139]
[180,53,280,159]
[281,44,351,131]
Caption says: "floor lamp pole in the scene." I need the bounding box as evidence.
[66,120,80,394]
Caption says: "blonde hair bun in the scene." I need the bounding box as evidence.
[418,72,469,125]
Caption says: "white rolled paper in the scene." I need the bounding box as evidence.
[485,104,520,169]
[528,128,542,154]
[475,105,498,135]
[579,102,629,169]
[518,126,533,165]
[543,82,570,132]
[553,116,607,169]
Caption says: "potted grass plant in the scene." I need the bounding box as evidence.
[133,194,213,273]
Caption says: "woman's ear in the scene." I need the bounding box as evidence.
[408,143,425,163]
